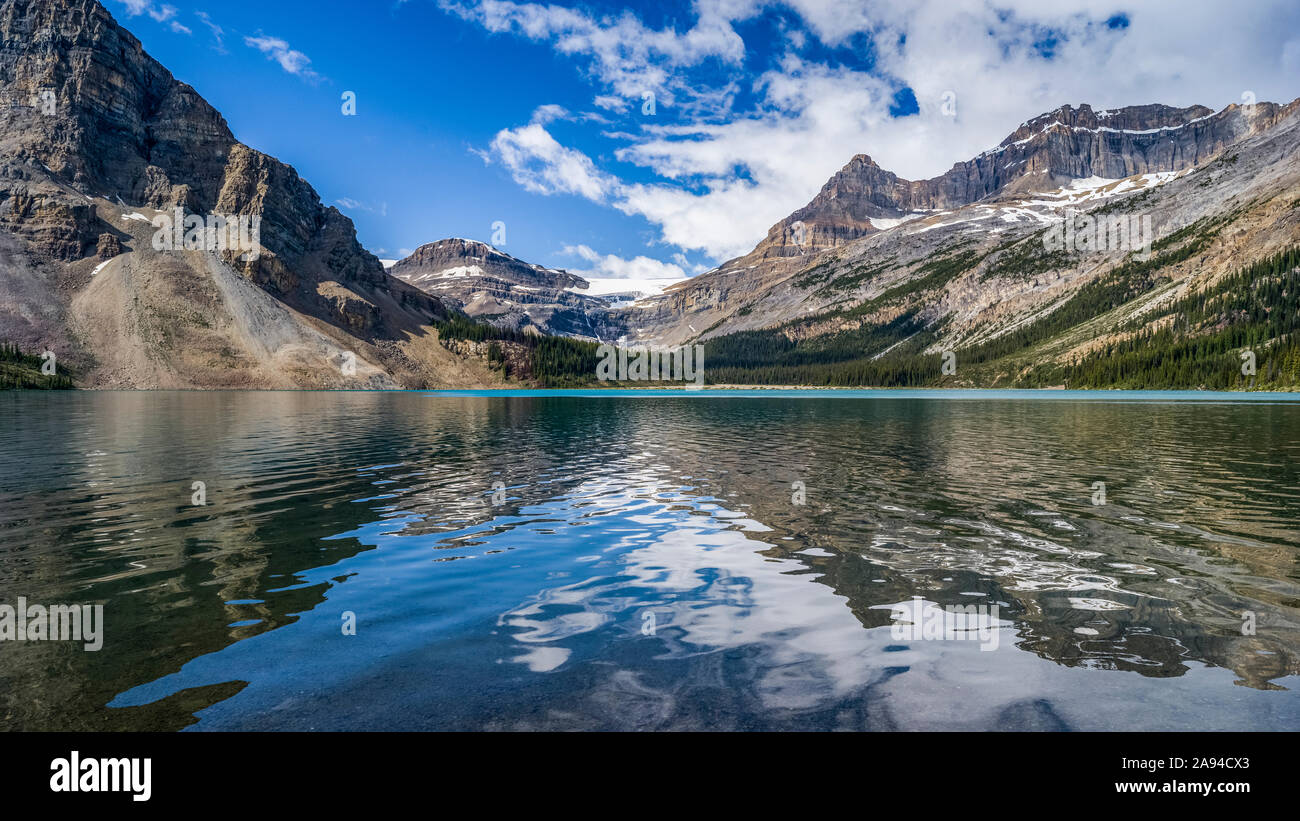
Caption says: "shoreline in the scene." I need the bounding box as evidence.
[6,384,1299,394]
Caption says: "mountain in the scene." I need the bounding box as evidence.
[0,0,503,388]
[614,99,1300,390]
[3,0,1297,391]
[390,238,622,339]
[728,102,1292,266]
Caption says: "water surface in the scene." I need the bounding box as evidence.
[1,390,1297,730]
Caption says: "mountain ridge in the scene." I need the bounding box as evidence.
[656,96,1300,390]
[1,0,1297,390]
[613,96,1300,356]
[0,0,506,388]
[712,100,1295,275]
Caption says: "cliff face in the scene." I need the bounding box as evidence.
[393,238,588,292]
[0,0,495,388]
[0,0,232,204]
[744,102,1290,263]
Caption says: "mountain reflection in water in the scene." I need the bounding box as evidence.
[0,391,1296,730]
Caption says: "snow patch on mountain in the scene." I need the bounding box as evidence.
[570,276,686,304]
[868,214,924,230]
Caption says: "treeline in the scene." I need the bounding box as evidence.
[531,335,605,387]
[1042,331,1300,390]
[1037,245,1300,389]
[431,239,1298,391]
[433,316,604,386]
[0,342,75,390]
[707,354,945,387]
[699,241,1300,391]
[706,312,944,386]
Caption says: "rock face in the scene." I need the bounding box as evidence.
[0,0,232,204]
[94,232,120,259]
[0,0,498,388]
[626,99,1300,345]
[395,239,588,292]
[392,238,615,339]
[746,103,1291,263]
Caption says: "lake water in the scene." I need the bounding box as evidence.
[1,390,1297,730]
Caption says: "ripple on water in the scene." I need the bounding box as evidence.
[0,391,1296,731]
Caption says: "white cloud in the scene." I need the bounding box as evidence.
[195,12,226,53]
[245,34,321,82]
[149,4,176,23]
[593,95,630,113]
[530,103,569,124]
[481,71,894,259]
[335,198,388,217]
[486,122,618,201]
[116,1,189,32]
[531,102,612,126]
[440,0,749,108]
[560,244,696,280]
[460,0,1300,264]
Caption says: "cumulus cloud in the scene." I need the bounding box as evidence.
[440,0,749,108]
[560,244,697,280]
[460,0,1300,264]
[486,121,619,201]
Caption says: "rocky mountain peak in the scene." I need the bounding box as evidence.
[393,238,587,291]
[1011,102,1215,140]
[389,237,608,339]
[845,154,881,169]
[0,0,471,387]
[723,98,1291,271]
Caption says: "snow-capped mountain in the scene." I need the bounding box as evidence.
[616,99,1300,354]
[390,238,615,339]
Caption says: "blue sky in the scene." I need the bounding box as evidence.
[112,0,1300,279]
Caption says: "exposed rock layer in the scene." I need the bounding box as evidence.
[621,99,1300,346]
[392,238,616,339]
[0,0,499,387]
